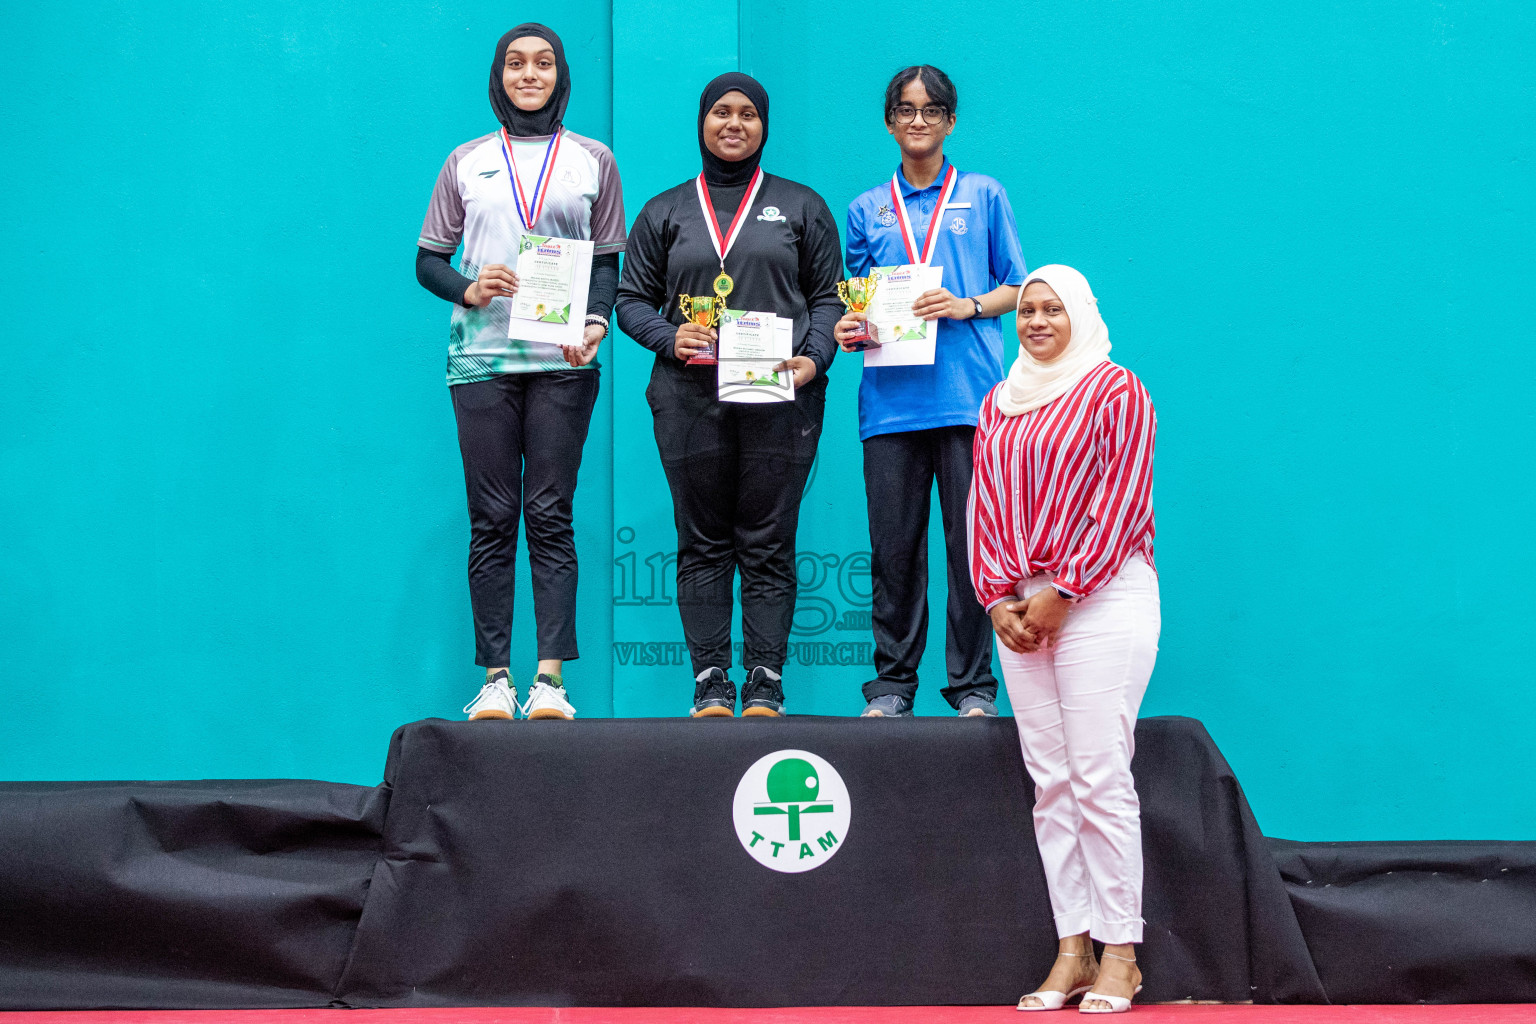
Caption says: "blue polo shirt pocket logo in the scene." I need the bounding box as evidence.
[877,203,897,227]
[949,215,968,235]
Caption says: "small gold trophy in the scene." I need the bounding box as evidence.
[836,275,879,350]
[679,271,732,365]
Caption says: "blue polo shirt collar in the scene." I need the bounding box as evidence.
[895,158,954,198]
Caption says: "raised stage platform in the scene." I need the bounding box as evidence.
[2,716,1533,1009]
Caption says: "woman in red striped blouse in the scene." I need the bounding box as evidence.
[967,265,1158,1014]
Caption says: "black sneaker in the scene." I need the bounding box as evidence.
[741,666,785,717]
[689,667,736,717]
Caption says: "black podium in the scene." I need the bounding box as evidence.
[7,714,1535,1009]
[335,715,1318,1007]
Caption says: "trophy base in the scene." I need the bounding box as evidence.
[686,354,718,366]
[845,322,879,351]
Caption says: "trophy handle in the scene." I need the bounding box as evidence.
[678,294,691,319]
[710,295,725,326]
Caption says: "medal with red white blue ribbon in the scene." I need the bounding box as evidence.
[500,127,564,231]
[890,163,958,266]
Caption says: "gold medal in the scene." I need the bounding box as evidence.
[695,169,760,310]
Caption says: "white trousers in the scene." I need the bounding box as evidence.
[997,555,1160,946]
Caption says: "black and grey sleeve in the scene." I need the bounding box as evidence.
[586,253,620,322]
[416,247,474,307]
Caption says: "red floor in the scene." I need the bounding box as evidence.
[4,1008,1534,1024]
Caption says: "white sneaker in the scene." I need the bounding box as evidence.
[464,673,518,720]
[523,674,576,720]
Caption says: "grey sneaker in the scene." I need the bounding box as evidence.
[861,694,913,717]
[689,667,736,718]
[957,694,999,717]
[741,666,785,717]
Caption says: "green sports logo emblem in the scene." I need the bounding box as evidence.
[732,749,852,873]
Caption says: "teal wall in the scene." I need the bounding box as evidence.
[2,0,1532,840]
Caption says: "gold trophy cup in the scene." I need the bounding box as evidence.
[678,292,725,365]
[836,275,879,350]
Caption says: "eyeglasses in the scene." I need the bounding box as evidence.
[891,104,948,125]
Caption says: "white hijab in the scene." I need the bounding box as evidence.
[995,264,1112,417]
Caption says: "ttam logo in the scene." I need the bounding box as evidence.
[732,749,851,873]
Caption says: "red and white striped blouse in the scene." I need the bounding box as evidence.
[968,361,1156,608]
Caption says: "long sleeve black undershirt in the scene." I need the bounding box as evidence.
[415,248,620,320]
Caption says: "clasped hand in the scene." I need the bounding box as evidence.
[989,588,1072,654]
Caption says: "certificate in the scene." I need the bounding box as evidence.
[506,234,594,347]
[717,309,794,403]
[862,263,944,368]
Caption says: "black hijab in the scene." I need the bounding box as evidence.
[697,73,770,187]
[489,24,570,138]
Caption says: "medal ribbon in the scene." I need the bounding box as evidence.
[890,163,958,265]
[695,168,765,272]
[500,128,564,231]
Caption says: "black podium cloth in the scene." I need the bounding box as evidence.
[336,715,1323,1007]
[1270,839,1536,1004]
[10,717,1532,1009]
[0,779,385,1010]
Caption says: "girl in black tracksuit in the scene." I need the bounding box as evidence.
[616,73,843,717]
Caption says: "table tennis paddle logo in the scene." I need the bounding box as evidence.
[732,749,851,873]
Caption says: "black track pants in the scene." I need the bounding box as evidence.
[861,425,998,708]
[451,369,599,667]
[647,359,826,681]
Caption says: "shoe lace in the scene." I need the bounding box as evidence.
[462,680,512,715]
[518,679,566,718]
[694,668,735,705]
[744,666,783,704]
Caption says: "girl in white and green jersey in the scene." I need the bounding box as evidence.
[415,23,626,721]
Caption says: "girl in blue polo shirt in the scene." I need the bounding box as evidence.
[834,65,1026,718]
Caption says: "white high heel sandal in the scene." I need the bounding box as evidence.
[1079,951,1142,1014]
[1017,951,1095,1012]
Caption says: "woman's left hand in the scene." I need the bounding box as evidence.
[774,355,818,388]
[1021,588,1073,648]
[911,287,971,322]
[563,323,605,368]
